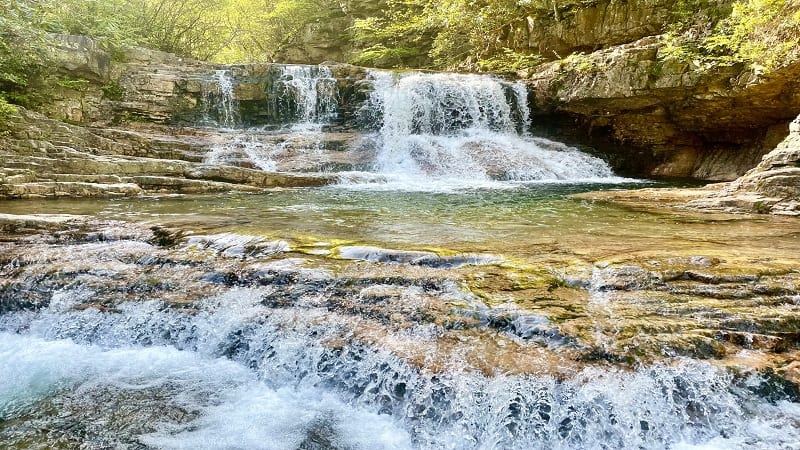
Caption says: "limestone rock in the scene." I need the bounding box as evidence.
[686,115,800,215]
[527,37,800,180]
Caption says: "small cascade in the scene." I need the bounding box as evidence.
[276,65,338,129]
[215,70,238,128]
[204,133,277,171]
[201,70,239,128]
[512,81,532,135]
[342,71,624,190]
[1,287,799,449]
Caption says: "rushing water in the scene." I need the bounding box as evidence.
[3,66,800,449]
[2,288,800,449]
[350,71,623,190]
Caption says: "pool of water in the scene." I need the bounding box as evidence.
[2,182,798,262]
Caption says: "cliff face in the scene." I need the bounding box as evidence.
[685,115,800,215]
[526,37,800,180]
[41,35,371,128]
[523,0,679,57]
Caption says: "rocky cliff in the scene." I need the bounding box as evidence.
[526,37,800,180]
[685,115,800,215]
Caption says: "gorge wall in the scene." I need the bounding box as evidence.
[4,17,800,193]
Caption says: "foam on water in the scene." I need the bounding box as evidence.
[204,133,278,171]
[340,71,631,191]
[278,65,338,130]
[1,287,799,449]
[0,332,411,449]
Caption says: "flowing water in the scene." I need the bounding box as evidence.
[2,66,800,449]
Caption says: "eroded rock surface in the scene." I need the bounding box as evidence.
[686,115,800,215]
[0,108,342,198]
[527,37,800,180]
[1,213,798,380]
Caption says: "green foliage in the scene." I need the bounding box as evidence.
[0,1,52,97]
[661,0,800,72]
[349,0,435,67]
[220,0,343,63]
[37,0,236,60]
[478,49,546,74]
[350,0,534,70]
[101,80,125,101]
[0,96,20,134]
[56,78,91,92]
[0,97,20,119]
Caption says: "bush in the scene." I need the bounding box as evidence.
[661,0,800,73]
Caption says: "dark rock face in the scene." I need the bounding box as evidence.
[524,0,678,57]
[686,115,800,215]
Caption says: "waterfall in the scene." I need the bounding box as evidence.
[201,70,239,128]
[193,64,628,190]
[277,65,338,129]
[341,71,624,190]
[215,70,238,128]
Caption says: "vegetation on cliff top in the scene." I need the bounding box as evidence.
[662,0,800,73]
[2,0,800,111]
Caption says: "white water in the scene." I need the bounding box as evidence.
[340,71,629,191]
[204,133,278,171]
[197,66,631,190]
[2,287,799,449]
[214,70,238,128]
[279,65,338,130]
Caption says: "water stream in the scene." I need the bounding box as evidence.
[2,65,800,449]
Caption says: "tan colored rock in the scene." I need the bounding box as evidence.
[685,115,800,215]
[0,182,142,198]
[527,36,800,180]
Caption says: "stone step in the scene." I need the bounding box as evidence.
[0,182,142,198]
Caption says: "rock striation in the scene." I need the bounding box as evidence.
[526,36,800,180]
[686,115,800,215]
[0,108,338,198]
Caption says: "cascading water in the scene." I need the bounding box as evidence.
[201,69,239,128]
[339,71,625,190]
[204,65,340,170]
[204,134,278,171]
[1,284,799,449]
[277,65,338,128]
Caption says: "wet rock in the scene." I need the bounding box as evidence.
[336,246,503,269]
[0,213,85,234]
[592,265,662,291]
[184,165,336,188]
[186,233,290,258]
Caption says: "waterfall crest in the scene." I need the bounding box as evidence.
[342,71,623,190]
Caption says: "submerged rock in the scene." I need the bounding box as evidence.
[336,245,504,269]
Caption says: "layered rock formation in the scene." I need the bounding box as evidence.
[572,114,800,216]
[686,115,800,215]
[0,108,338,198]
[526,36,800,180]
[0,36,378,199]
